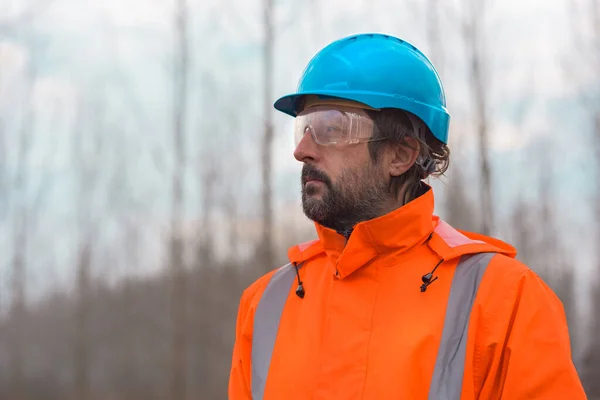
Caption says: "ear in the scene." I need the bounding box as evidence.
[387,138,420,177]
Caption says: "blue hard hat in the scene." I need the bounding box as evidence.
[274,33,450,144]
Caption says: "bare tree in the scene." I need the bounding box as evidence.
[564,0,600,392]
[444,164,480,232]
[508,197,536,266]
[73,240,92,400]
[196,154,217,267]
[586,112,600,396]
[8,139,27,400]
[509,142,579,363]
[595,112,600,245]
[425,0,444,74]
[70,93,107,400]
[0,112,7,224]
[421,0,478,232]
[214,88,248,262]
[7,62,37,400]
[461,0,494,235]
[536,152,576,334]
[221,117,242,259]
[583,101,600,400]
[170,0,190,398]
[259,0,275,270]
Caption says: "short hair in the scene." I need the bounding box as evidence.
[366,108,450,203]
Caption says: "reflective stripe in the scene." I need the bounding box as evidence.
[250,253,495,400]
[251,263,296,400]
[428,252,495,400]
[434,221,485,247]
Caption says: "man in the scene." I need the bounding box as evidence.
[228,33,586,399]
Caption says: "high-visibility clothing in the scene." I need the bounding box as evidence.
[228,186,586,399]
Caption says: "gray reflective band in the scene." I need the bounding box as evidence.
[251,263,296,400]
[428,252,495,400]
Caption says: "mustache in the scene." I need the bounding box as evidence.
[301,164,332,186]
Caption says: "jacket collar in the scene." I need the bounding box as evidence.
[311,185,435,279]
[287,185,518,280]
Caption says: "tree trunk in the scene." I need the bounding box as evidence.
[9,215,26,400]
[9,64,35,400]
[74,240,92,400]
[463,0,494,235]
[260,0,275,270]
[170,0,189,398]
[71,96,102,400]
[426,0,443,74]
[197,159,216,268]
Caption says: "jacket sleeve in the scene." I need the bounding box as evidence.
[476,267,587,399]
[228,290,253,400]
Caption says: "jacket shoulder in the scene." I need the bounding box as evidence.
[487,252,530,275]
[238,264,289,312]
[484,253,544,287]
[242,268,277,298]
[477,253,564,315]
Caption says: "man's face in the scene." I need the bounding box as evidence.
[293,105,391,232]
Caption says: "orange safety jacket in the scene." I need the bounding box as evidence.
[228,186,586,399]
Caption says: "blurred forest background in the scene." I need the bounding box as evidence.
[0,0,599,398]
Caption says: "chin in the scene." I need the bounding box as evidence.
[302,187,325,201]
[304,192,324,200]
[302,199,326,218]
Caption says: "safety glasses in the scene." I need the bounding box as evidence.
[294,106,379,147]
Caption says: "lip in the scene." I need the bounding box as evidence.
[304,178,323,184]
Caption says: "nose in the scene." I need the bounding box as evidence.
[293,128,320,163]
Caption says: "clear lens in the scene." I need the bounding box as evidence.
[294,107,375,146]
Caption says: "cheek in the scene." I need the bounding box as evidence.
[363,154,388,182]
[321,154,350,181]
[338,161,385,191]
[325,146,379,185]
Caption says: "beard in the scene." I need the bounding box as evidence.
[301,163,390,233]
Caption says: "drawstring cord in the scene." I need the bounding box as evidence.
[420,258,444,292]
[294,263,305,298]
[421,231,443,292]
